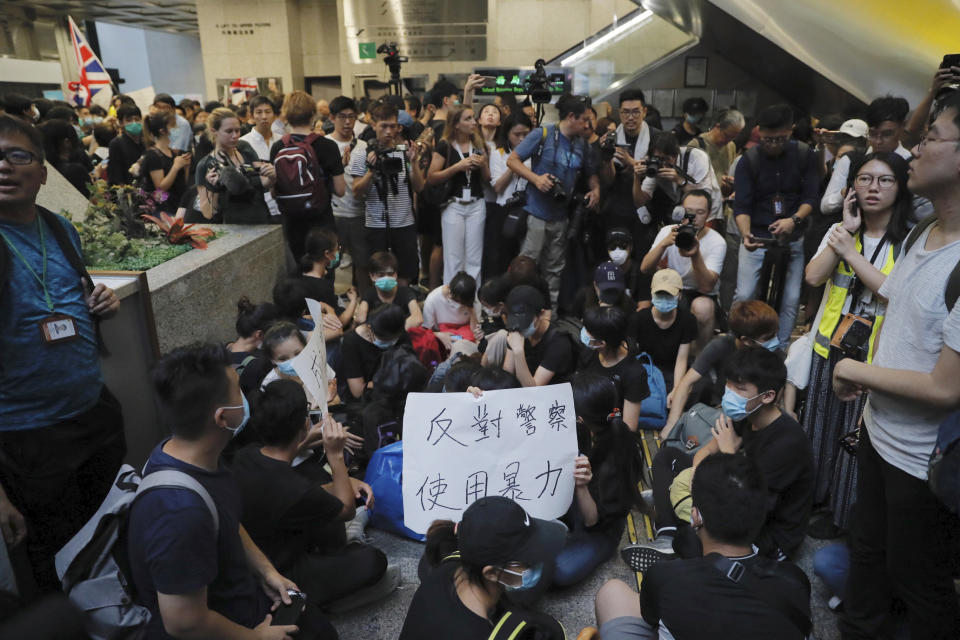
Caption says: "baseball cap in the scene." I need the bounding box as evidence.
[594,262,626,304]
[458,496,566,567]
[838,118,868,140]
[505,285,546,332]
[651,268,683,297]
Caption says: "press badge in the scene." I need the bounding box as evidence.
[461,188,472,202]
[773,194,784,216]
[39,314,78,343]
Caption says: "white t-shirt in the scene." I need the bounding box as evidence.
[650,226,727,295]
[811,223,888,317]
[330,136,363,218]
[642,146,722,220]
[422,286,472,330]
[820,145,933,220]
[863,223,960,479]
[239,128,280,217]
[488,146,531,206]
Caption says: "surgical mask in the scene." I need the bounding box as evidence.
[329,251,341,269]
[721,388,764,422]
[608,248,629,266]
[499,563,543,592]
[760,336,780,352]
[124,122,142,137]
[521,320,537,338]
[652,294,678,313]
[580,326,600,349]
[373,336,397,349]
[686,113,704,125]
[277,360,297,376]
[374,276,398,291]
[220,393,250,436]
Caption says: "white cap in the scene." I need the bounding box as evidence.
[838,119,868,139]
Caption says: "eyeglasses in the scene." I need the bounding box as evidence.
[335,113,357,121]
[918,133,960,151]
[620,108,644,118]
[854,174,897,189]
[759,135,789,145]
[0,148,38,165]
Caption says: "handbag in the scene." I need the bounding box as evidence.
[501,190,528,240]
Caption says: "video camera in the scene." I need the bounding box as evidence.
[524,59,553,105]
[368,140,406,178]
[675,210,698,252]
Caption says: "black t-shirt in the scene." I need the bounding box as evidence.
[269,134,345,218]
[582,348,649,406]
[141,147,188,213]
[399,561,564,640]
[569,286,636,321]
[640,552,810,639]
[106,133,144,185]
[339,329,410,385]
[230,445,343,570]
[434,139,484,200]
[298,274,341,314]
[741,413,814,557]
[522,326,576,383]
[195,141,270,224]
[631,308,697,376]
[602,131,640,219]
[361,285,417,318]
[670,121,701,147]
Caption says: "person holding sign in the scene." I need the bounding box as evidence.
[0,115,125,593]
[399,496,566,640]
[260,322,340,411]
[502,284,577,387]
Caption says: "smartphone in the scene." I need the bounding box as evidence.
[272,590,306,626]
[481,75,499,87]
[941,54,960,69]
[752,235,779,248]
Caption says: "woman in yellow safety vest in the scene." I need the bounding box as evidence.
[801,151,912,536]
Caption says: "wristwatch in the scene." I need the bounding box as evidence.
[791,214,801,226]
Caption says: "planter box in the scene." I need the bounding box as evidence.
[143,224,286,354]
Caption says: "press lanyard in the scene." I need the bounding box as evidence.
[847,231,888,312]
[0,217,54,312]
[454,141,473,189]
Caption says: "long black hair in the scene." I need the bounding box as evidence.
[495,112,534,152]
[847,151,912,244]
[569,371,644,514]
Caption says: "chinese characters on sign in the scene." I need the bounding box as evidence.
[289,298,329,414]
[402,384,578,534]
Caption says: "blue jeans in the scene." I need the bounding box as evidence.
[733,238,804,344]
[813,542,849,598]
[552,517,624,587]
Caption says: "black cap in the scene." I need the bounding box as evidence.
[683,96,709,114]
[458,497,566,567]
[505,285,546,332]
[594,261,625,304]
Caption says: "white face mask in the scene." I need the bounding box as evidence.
[608,249,629,266]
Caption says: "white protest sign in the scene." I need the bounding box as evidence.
[402,384,578,534]
[290,298,329,413]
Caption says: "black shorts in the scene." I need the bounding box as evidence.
[366,225,420,282]
[680,289,725,328]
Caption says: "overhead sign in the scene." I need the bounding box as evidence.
[358,42,377,59]
[402,384,578,534]
[473,67,571,97]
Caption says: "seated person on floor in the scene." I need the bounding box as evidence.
[360,347,429,455]
[259,321,340,409]
[273,276,343,342]
[339,304,410,400]
[546,372,644,588]
[631,268,697,402]
[128,343,335,640]
[422,270,483,349]
[580,305,649,430]
[502,285,577,387]
[604,227,653,309]
[298,227,358,330]
[569,261,637,320]
[231,380,397,613]
[400,497,566,640]
[636,346,813,568]
[641,189,727,350]
[355,251,422,328]
[660,300,780,438]
[596,453,811,640]
[228,296,280,393]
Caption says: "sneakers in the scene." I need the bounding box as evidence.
[344,506,370,545]
[620,539,676,573]
[324,564,400,613]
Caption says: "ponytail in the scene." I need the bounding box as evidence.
[424,519,458,568]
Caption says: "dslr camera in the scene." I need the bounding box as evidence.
[645,155,662,178]
[675,211,699,252]
[598,133,617,160]
[547,174,567,201]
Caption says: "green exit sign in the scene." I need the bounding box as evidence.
[358,42,376,59]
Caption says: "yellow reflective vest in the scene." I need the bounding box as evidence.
[814,229,897,363]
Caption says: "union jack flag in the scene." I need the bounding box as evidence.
[67,16,113,108]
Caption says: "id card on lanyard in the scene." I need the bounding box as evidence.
[0,217,78,344]
[454,141,473,203]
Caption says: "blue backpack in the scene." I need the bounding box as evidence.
[637,352,668,430]
[930,410,960,515]
[363,441,426,542]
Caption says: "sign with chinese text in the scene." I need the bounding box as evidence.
[290,298,329,413]
[402,384,578,534]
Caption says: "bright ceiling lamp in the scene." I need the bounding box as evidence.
[561,9,654,67]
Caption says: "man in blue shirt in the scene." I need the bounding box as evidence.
[507,94,600,307]
[733,104,820,344]
[0,115,124,593]
[129,343,333,639]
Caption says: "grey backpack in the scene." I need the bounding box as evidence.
[663,403,722,454]
[54,464,218,640]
